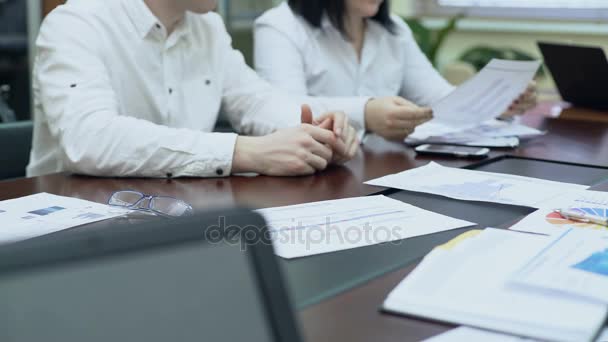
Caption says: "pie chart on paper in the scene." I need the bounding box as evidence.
[545,207,608,230]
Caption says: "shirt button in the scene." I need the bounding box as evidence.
[205,79,211,85]
[168,88,173,94]
[216,168,224,176]
[155,23,161,29]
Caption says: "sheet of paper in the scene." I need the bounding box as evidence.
[410,119,544,141]
[0,193,130,244]
[366,162,588,208]
[510,190,608,235]
[425,327,608,342]
[423,327,536,342]
[410,59,541,140]
[511,228,608,304]
[406,136,520,148]
[435,59,540,126]
[383,229,607,342]
[256,195,475,259]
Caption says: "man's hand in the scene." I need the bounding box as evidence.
[364,96,433,141]
[501,81,538,118]
[301,105,359,164]
[232,123,339,176]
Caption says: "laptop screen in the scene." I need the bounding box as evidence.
[0,239,274,342]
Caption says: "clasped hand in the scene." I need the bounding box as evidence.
[232,105,360,176]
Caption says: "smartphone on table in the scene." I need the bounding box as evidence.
[414,144,490,159]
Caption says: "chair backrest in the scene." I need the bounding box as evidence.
[0,209,303,342]
[0,120,32,180]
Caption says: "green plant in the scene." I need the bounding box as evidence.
[459,46,544,77]
[402,15,463,67]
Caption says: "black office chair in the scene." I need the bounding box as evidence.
[0,209,303,342]
[0,120,32,180]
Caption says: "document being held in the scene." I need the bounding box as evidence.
[411,59,542,140]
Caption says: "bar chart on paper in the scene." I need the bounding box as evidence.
[422,180,515,204]
[511,190,608,235]
[366,162,588,208]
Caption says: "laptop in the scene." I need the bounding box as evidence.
[538,42,608,111]
[0,209,301,342]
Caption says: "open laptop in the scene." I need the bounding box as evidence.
[0,209,301,342]
[538,42,608,111]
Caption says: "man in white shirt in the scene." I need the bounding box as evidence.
[27,0,370,178]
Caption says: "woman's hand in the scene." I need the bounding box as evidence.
[364,96,433,141]
[501,81,538,118]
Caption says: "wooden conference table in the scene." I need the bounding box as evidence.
[2,105,608,341]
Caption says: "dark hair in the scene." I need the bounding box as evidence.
[288,0,395,37]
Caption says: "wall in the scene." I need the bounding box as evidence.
[393,0,608,91]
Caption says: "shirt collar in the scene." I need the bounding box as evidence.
[321,13,333,31]
[122,0,192,42]
[123,0,159,39]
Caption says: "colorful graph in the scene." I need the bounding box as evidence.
[545,207,608,230]
[573,248,608,277]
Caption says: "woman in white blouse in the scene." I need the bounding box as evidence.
[255,0,536,141]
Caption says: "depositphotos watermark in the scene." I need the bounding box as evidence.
[204,216,406,251]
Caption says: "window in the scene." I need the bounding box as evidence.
[419,0,608,20]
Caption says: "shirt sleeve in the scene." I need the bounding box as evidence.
[394,18,456,107]
[36,8,236,178]
[250,15,368,134]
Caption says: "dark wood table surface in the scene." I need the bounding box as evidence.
[1,106,608,341]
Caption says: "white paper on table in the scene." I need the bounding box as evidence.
[410,59,541,140]
[383,229,607,342]
[511,228,608,304]
[366,162,588,208]
[255,195,475,259]
[406,136,521,148]
[410,119,544,141]
[0,193,131,244]
[510,190,608,236]
[423,327,536,342]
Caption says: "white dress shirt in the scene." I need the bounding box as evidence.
[254,2,455,116]
[27,0,369,178]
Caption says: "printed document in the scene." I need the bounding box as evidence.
[383,229,607,342]
[411,59,541,140]
[510,190,608,235]
[0,193,130,244]
[511,228,608,304]
[424,327,608,342]
[366,162,588,208]
[256,195,474,259]
[423,327,535,342]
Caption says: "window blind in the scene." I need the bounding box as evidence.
[438,0,608,9]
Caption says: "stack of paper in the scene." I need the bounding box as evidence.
[406,119,544,148]
[256,195,475,259]
[423,327,535,342]
[383,229,607,342]
[511,228,608,304]
[424,327,608,342]
[0,193,130,244]
[366,162,589,208]
[408,59,542,146]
